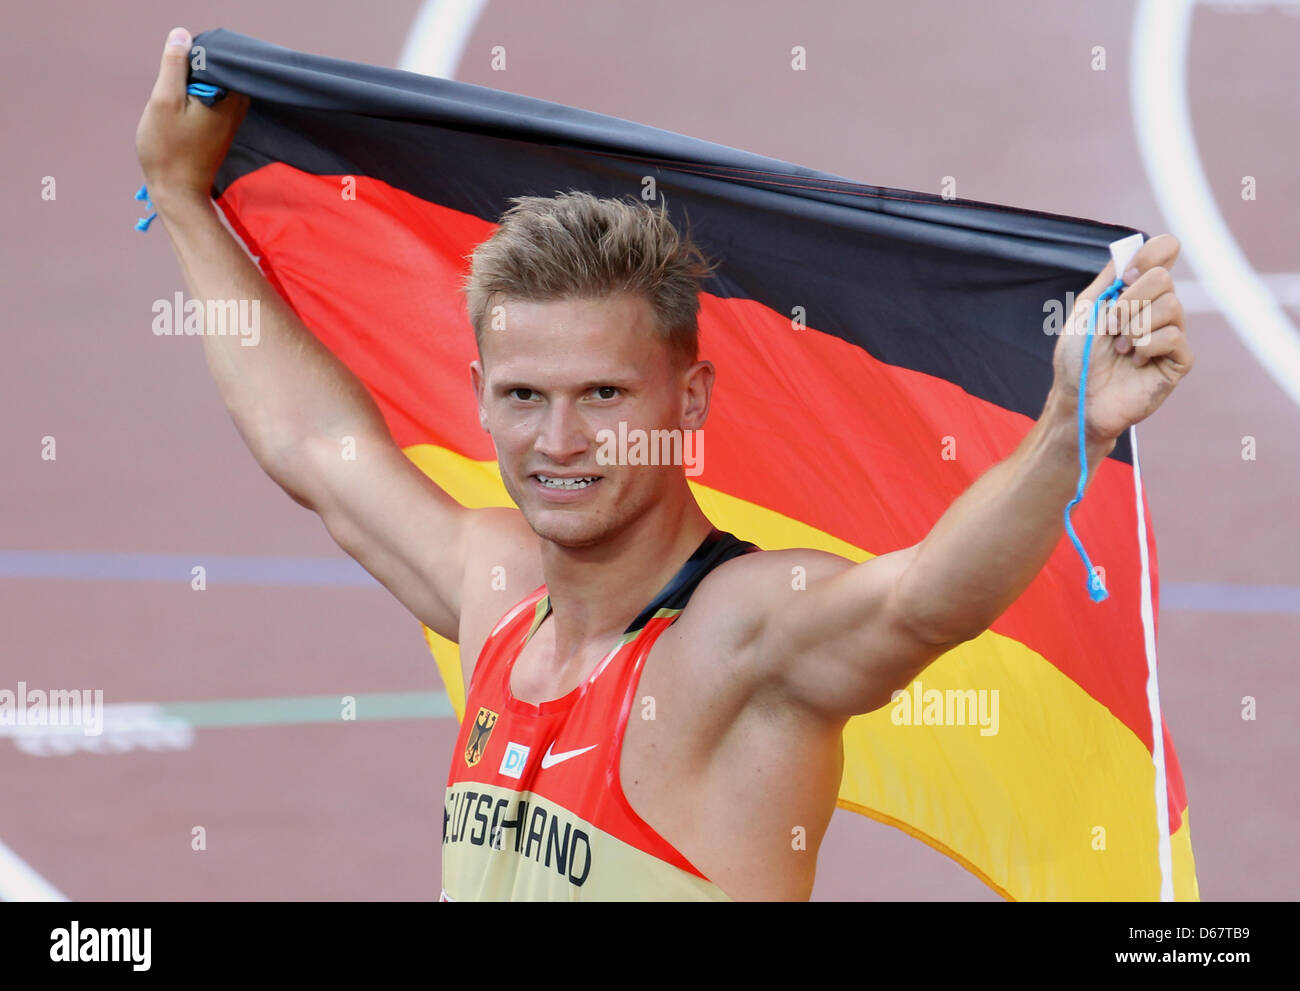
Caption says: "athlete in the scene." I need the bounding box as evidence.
[136,28,1195,900]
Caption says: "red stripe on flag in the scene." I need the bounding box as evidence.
[218,165,1185,829]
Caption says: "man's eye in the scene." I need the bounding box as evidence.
[593,386,619,400]
[510,388,536,401]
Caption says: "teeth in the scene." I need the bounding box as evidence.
[537,476,598,490]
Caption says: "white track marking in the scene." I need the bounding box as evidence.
[398,0,488,77]
[1131,427,1175,901]
[1177,274,1300,313]
[1131,0,1300,409]
[0,837,68,902]
[0,704,194,757]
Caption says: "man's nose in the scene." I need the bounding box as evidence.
[534,400,589,462]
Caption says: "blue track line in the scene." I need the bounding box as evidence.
[2,549,1298,613]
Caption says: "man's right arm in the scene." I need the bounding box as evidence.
[138,27,474,640]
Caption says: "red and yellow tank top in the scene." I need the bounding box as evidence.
[441,528,758,901]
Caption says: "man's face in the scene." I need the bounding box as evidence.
[471,293,710,549]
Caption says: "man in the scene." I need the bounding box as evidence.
[136,27,1195,901]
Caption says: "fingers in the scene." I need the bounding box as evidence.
[1107,290,1182,351]
[1115,234,1194,374]
[1126,233,1180,282]
[1114,263,1174,313]
[1127,324,1195,372]
[1101,257,1183,337]
[1082,232,1181,307]
[1073,232,1194,379]
[1102,289,1191,371]
[149,27,192,110]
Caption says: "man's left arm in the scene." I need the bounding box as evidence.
[753,234,1194,718]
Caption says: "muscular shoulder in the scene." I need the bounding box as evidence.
[681,546,856,636]
[662,546,856,697]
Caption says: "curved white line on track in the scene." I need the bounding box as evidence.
[1131,0,1300,409]
[0,837,68,902]
[1179,273,1300,313]
[398,0,488,77]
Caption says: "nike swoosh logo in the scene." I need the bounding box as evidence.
[540,742,598,769]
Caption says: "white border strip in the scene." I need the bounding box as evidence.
[1131,0,1300,409]
[1130,426,1175,901]
[398,0,488,77]
[0,836,68,902]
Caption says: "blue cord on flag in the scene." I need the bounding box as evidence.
[134,84,229,231]
[133,184,155,231]
[1064,276,1127,603]
[185,82,226,106]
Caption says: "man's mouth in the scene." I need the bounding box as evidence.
[533,474,601,490]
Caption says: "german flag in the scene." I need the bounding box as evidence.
[188,28,1198,900]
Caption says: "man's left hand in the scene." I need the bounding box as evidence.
[1049,233,1195,445]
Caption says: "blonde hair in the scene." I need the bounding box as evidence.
[461,190,717,366]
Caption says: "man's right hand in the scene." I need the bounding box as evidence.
[135,27,249,205]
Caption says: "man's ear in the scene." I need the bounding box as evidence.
[681,359,714,430]
[470,359,490,432]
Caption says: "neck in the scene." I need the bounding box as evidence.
[537,485,714,669]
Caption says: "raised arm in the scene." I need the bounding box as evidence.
[135,27,474,640]
[747,235,1193,719]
